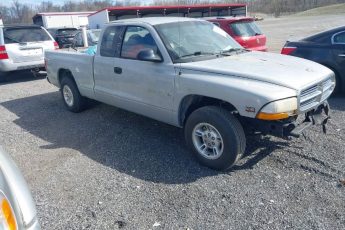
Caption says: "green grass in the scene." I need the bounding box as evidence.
[293,3,345,16]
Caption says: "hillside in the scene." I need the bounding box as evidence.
[293,3,345,16]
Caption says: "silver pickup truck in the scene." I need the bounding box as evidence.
[46,17,335,170]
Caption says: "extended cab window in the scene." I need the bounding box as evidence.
[333,32,345,44]
[121,26,158,59]
[100,26,123,57]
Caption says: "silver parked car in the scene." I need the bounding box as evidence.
[0,146,40,230]
[0,25,57,76]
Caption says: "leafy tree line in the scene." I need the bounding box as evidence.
[154,0,345,16]
[1,0,345,24]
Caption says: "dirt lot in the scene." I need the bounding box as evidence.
[0,15,345,229]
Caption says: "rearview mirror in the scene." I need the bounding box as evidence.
[137,49,162,63]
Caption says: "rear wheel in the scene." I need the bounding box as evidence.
[60,76,86,112]
[184,106,246,171]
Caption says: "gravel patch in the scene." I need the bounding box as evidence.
[0,72,344,230]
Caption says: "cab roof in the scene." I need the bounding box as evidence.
[110,17,204,26]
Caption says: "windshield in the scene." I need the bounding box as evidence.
[155,21,243,63]
[230,21,262,37]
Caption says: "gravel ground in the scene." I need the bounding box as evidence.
[0,15,345,230]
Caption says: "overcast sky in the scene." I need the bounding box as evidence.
[3,0,77,6]
[2,0,154,7]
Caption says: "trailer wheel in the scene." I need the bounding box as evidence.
[184,106,246,171]
[60,77,86,112]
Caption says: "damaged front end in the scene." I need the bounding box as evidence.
[244,102,331,138]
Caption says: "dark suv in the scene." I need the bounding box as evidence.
[47,27,79,48]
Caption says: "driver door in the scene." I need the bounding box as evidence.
[112,26,176,124]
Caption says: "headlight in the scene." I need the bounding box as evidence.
[256,97,297,120]
[0,192,17,230]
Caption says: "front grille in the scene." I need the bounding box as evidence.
[299,77,334,112]
[321,78,334,101]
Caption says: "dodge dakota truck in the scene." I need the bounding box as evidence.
[45,17,335,170]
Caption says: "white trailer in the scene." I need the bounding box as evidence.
[33,12,95,29]
[88,4,247,29]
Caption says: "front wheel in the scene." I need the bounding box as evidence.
[184,106,246,171]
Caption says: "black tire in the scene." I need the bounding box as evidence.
[333,73,342,96]
[184,106,246,171]
[60,76,86,112]
[0,71,8,83]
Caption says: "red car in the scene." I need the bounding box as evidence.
[207,17,267,51]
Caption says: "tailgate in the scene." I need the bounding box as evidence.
[241,34,266,50]
[46,50,95,91]
[6,41,54,63]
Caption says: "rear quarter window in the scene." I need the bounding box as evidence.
[4,27,51,44]
[100,26,124,57]
[333,31,345,44]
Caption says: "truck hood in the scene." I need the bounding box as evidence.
[178,51,333,90]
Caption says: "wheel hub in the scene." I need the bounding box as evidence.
[202,131,220,148]
[192,123,224,160]
[63,85,74,107]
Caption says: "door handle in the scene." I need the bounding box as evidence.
[114,67,122,74]
[339,54,345,57]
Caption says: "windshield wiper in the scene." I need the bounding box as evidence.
[179,51,217,59]
[220,48,247,56]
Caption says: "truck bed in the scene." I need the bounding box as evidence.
[45,49,95,99]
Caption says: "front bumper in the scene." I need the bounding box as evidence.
[245,102,330,138]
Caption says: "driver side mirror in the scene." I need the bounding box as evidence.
[137,49,163,63]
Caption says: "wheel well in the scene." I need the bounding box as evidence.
[179,95,237,126]
[58,68,75,86]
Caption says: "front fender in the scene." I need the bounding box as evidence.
[174,69,297,119]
